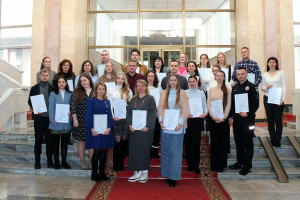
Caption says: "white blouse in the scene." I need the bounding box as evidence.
[261,70,287,101]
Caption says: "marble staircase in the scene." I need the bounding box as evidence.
[218,137,300,180]
[0,124,299,181]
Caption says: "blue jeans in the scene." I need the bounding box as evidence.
[161,131,184,180]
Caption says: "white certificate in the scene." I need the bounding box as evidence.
[268,86,282,105]
[113,99,126,119]
[136,66,140,73]
[149,89,160,107]
[55,104,70,123]
[211,100,224,119]
[67,80,74,92]
[198,68,211,79]
[189,98,203,117]
[221,67,229,83]
[132,110,147,130]
[234,93,249,113]
[97,65,105,77]
[30,94,47,114]
[157,73,166,86]
[94,114,107,134]
[164,109,180,130]
[105,82,115,90]
[247,73,255,84]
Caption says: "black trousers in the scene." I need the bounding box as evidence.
[51,133,68,163]
[233,117,254,170]
[263,95,284,144]
[185,118,203,169]
[33,115,52,163]
[210,119,228,170]
[152,118,161,147]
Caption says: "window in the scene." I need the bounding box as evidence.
[0,0,32,69]
[88,0,235,67]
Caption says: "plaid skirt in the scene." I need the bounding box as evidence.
[113,119,130,136]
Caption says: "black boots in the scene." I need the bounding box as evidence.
[61,134,71,169]
[113,142,121,171]
[91,159,101,182]
[99,156,109,182]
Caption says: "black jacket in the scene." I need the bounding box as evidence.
[230,80,259,121]
[28,82,53,110]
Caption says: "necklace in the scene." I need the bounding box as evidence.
[134,95,147,110]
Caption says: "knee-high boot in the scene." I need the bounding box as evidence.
[99,154,109,182]
[113,142,121,171]
[91,159,101,182]
[61,134,71,169]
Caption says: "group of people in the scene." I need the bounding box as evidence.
[28,47,286,187]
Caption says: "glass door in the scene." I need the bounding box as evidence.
[141,50,160,69]
[163,50,181,70]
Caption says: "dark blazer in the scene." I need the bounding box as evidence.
[28,82,53,114]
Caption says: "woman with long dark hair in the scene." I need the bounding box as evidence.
[262,57,286,147]
[145,70,162,159]
[70,73,94,169]
[49,75,72,169]
[207,71,231,172]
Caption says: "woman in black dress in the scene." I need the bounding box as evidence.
[70,73,94,169]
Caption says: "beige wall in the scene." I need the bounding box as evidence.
[31,0,295,119]
[31,0,87,85]
[236,0,294,119]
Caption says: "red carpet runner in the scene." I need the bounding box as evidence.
[86,136,231,200]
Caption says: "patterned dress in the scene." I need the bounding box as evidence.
[70,90,94,141]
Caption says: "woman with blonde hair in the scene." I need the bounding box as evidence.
[216,52,234,84]
[98,62,117,83]
[127,79,156,183]
[107,72,133,171]
[177,53,188,77]
[158,74,189,187]
[85,82,115,182]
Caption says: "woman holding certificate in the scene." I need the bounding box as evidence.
[145,70,162,159]
[158,74,189,187]
[52,59,76,88]
[185,75,208,174]
[107,72,133,171]
[74,60,98,88]
[70,73,94,170]
[126,80,156,183]
[207,71,231,172]
[49,75,72,169]
[262,57,287,147]
[98,62,117,83]
[85,82,115,182]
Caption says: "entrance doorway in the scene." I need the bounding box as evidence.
[141,49,182,71]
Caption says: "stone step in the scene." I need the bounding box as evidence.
[286,122,296,129]
[0,161,91,177]
[230,144,297,156]
[218,167,300,179]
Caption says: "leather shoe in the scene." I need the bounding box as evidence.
[164,179,170,184]
[229,162,242,169]
[34,163,41,169]
[239,168,251,176]
[168,180,176,187]
[61,161,71,169]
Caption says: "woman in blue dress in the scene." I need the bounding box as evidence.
[85,81,115,182]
